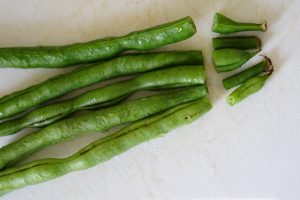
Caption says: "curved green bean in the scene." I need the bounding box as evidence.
[212,13,267,34]
[0,17,196,68]
[0,65,206,136]
[0,97,211,196]
[212,36,261,50]
[213,48,260,72]
[223,57,272,90]
[0,51,203,120]
[227,73,272,106]
[0,86,208,170]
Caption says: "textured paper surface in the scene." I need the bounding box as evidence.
[0,0,299,199]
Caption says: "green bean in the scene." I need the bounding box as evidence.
[213,48,260,72]
[0,97,211,195]
[212,13,267,34]
[0,17,196,68]
[0,86,208,170]
[223,57,272,90]
[0,65,206,136]
[227,73,272,106]
[0,51,203,120]
[212,36,261,50]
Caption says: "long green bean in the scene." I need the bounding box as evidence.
[0,17,196,68]
[0,51,203,120]
[0,65,206,136]
[213,48,260,72]
[0,97,211,196]
[212,13,267,34]
[0,86,208,170]
[223,57,272,90]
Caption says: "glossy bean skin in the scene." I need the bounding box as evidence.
[212,13,267,34]
[0,51,203,120]
[0,86,208,170]
[223,57,272,90]
[0,97,211,196]
[0,65,206,136]
[0,17,196,68]
[213,48,260,72]
[212,36,261,50]
[227,74,271,106]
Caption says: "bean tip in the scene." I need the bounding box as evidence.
[260,55,273,75]
[261,20,267,32]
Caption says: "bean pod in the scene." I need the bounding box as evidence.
[0,17,196,68]
[212,13,267,34]
[0,51,203,120]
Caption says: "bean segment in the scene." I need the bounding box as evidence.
[227,73,272,106]
[212,13,267,34]
[213,48,260,72]
[212,36,261,50]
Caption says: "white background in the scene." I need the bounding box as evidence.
[0,0,299,199]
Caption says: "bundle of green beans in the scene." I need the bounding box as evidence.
[0,16,213,196]
[211,13,272,105]
[0,97,212,195]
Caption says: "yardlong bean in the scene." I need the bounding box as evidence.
[0,17,196,68]
[223,57,272,89]
[0,97,211,196]
[0,86,208,170]
[0,51,203,120]
[0,65,206,136]
[212,36,261,50]
[213,48,260,72]
[212,13,267,34]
